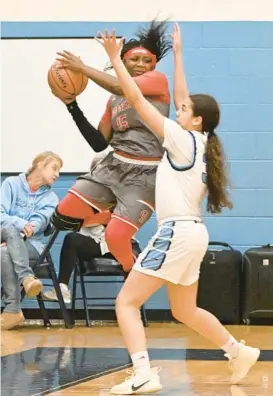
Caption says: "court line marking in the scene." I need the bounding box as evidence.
[31,362,133,396]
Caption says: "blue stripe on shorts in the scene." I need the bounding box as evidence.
[141,221,175,271]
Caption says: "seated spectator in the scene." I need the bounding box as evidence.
[42,225,141,304]
[1,151,63,330]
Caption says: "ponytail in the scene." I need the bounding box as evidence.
[190,93,233,214]
[206,132,232,213]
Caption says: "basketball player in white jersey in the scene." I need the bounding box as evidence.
[97,24,260,394]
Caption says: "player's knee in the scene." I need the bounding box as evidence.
[51,206,83,231]
[115,292,132,317]
[115,294,124,311]
[1,225,20,240]
[115,292,137,313]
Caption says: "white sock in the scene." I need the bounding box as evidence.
[131,351,150,374]
[221,336,240,358]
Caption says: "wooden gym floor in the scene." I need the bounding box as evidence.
[1,323,272,395]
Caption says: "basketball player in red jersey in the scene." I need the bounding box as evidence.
[52,20,172,272]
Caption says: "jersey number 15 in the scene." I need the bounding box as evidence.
[116,115,129,132]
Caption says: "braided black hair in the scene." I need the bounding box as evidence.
[104,19,172,71]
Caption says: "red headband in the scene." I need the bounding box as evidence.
[123,47,157,68]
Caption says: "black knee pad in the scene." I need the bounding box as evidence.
[51,207,83,231]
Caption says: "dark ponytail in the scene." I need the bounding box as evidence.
[206,133,233,213]
[190,94,233,213]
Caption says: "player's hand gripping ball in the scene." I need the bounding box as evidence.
[48,60,88,101]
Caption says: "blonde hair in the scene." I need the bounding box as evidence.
[27,151,63,174]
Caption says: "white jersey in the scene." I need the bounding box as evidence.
[155,118,208,223]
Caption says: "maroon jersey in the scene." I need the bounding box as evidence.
[100,70,170,158]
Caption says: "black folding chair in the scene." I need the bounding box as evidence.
[20,225,73,329]
[72,244,148,328]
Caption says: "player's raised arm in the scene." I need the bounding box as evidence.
[97,29,166,139]
[56,53,169,99]
[171,23,189,111]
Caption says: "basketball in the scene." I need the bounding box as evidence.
[48,60,88,98]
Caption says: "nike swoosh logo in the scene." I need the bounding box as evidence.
[132,380,150,392]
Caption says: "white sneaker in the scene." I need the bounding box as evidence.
[42,283,71,304]
[230,385,247,396]
[225,340,260,384]
[110,367,162,395]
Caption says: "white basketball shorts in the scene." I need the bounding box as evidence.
[133,219,209,286]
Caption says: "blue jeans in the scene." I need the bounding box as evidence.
[1,226,40,313]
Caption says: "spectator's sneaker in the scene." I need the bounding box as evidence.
[225,340,260,384]
[1,311,24,330]
[110,367,162,394]
[43,283,71,304]
[22,276,43,297]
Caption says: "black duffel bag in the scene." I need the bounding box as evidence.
[242,244,273,325]
[197,241,243,324]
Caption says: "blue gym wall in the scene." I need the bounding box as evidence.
[2,21,273,310]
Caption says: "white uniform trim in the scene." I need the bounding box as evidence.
[111,214,139,231]
[136,199,155,211]
[68,189,102,212]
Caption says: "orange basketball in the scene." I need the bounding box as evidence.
[48,60,88,98]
